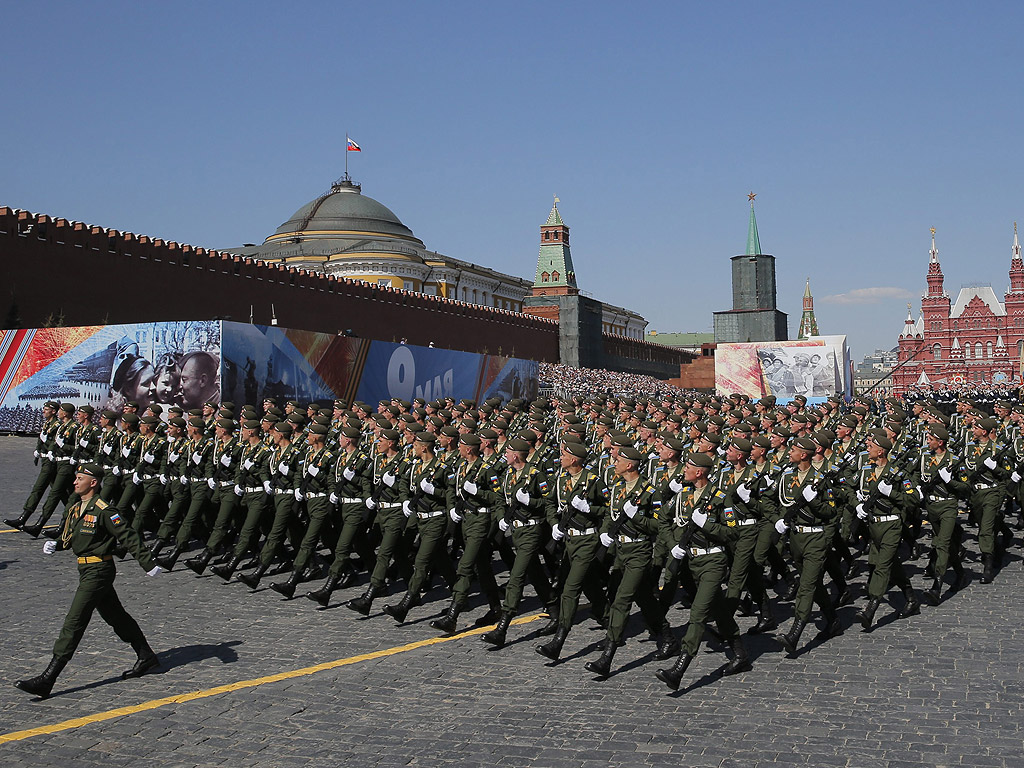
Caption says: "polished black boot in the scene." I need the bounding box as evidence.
[473,601,503,627]
[3,511,31,530]
[344,583,379,615]
[653,625,680,661]
[238,563,269,589]
[901,586,921,617]
[820,608,843,639]
[270,570,303,598]
[15,656,67,698]
[923,578,942,606]
[122,640,160,679]
[655,652,692,690]
[382,590,419,624]
[305,574,341,608]
[748,597,777,635]
[184,549,213,575]
[155,544,184,571]
[779,617,807,654]
[211,555,243,581]
[584,643,617,678]
[149,538,168,557]
[722,637,752,676]
[481,610,514,647]
[536,625,569,660]
[856,597,881,629]
[782,576,799,601]
[980,554,995,584]
[429,599,462,634]
[21,521,44,538]
[535,602,560,636]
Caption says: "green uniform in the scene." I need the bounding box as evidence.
[447,453,504,609]
[169,435,215,547]
[855,461,914,600]
[497,463,554,614]
[290,443,337,575]
[38,418,79,527]
[325,445,375,578]
[368,451,412,591]
[777,463,837,624]
[21,415,60,517]
[227,439,274,560]
[401,454,456,595]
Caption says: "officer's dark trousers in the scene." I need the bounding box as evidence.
[53,561,146,664]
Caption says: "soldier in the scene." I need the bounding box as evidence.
[183,418,242,574]
[154,417,215,570]
[151,416,190,555]
[14,464,163,700]
[94,410,124,503]
[28,403,79,538]
[964,417,1009,584]
[7,401,60,531]
[124,415,168,536]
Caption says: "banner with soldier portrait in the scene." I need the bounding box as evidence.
[714,335,851,404]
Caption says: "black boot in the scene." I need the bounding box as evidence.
[305,574,341,608]
[238,563,269,589]
[655,652,692,690]
[14,656,67,699]
[835,585,854,607]
[122,640,160,679]
[21,521,44,538]
[722,637,752,676]
[779,617,807,654]
[211,555,243,581]
[270,570,303,599]
[923,578,942,606]
[149,538,168,557]
[382,591,419,624]
[980,554,995,584]
[748,597,777,635]
[155,544,183,571]
[473,601,503,627]
[952,560,968,590]
[856,597,881,629]
[481,610,514,647]
[536,602,560,636]
[653,625,680,661]
[184,549,213,575]
[820,609,843,639]
[536,625,569,660]
[344,583,380,615]
[4,511,31,530]
[782,576,799,601]
[429,599,462,634]
[901,586,921,617]
[584,643,617,678]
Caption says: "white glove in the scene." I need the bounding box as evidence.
[102,445,112,456]
[294,489,304,501]
[180,475,188,486]
[571,495,590,513]
[984,457,997,470]
[278,461,289,476]
[79,438,89,448]
[42,540,57,555]
[382,472,396,487]
[143,452,155,464]
[207,478,216,490]
[343,467,355,481]
[244,458,254,470]
[736,484,752,503]
[122,447,131,458]
[600,532,614,548]
[366,498,377,510]
[775,519,788,534]
[193,453,203,465]
[877,480,892,497]
[146,566,164,577]
[168,452,179,463]
[668,477,684,494]
[307,464,320,477]
[263,480,272,494]
[420,478,435,495]
[112,466,122,476]
[403,500,413,517]
[329,493,339,505]
[802,485,818,502]
[33,449,40,459]
[691,509,708,528]
[55,437,65,448]
[450,508,463,523]
[132,472,141,485]
[159,474,167,485]
[220,454,232,467]
[623,500,638,519]
[671,544,687,560]
[1013,471,1022,484]
[234,484,243,496]
[463,480,478,495]
[938,467,953,483]
[856,490,867,502]
[551,524,564,541]
[515,487,531,505]
[498,518,510,532]
[856,504,869,520]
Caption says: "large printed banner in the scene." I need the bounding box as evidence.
[715,335,852,404]
[0,321,538,433]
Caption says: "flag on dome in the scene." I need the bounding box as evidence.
[347,137,361,152]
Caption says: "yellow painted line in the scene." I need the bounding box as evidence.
[0,612,544,745]
[0,526,56,534]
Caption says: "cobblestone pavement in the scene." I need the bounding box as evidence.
[0,436,1021,767]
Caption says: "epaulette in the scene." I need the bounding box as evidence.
[95,499,108,509]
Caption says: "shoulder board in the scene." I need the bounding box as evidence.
[714,489,725,499]
[95,499,108,509]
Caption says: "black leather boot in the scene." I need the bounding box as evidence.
[653,625,680,661]
[536,602,560,636]
[481,610,514,647]
[923,578,942,606]
[536,625,569,660]
[856,597,881,629]
[122,640,159,679]
[155,544,183,571]
[149,538,168,557]
[305,574,341,608]
[238,563,269,589]
[21,521,44,538]
[15,656,67,698]
[184,549,213,575]
[211,555,243,581]
[382,590,419,624]
[270,570,303,598]
[901,586,921,617]
[4,511,31,530]
[835,585,854,607]
[779,617,807,654]
[655,652,692,690]
[782,576,799,601]
[722,637,752,676]
[952,560,967,590]
[980,554,995,584]
[344,583,379,615]
[820,609,843,639]
[748,597,777,635]
[429,599,462,634]
[584,643,617,678]
[473,601,503,627]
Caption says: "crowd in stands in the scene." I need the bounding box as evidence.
[0,405,44,434]
[538,362,683,399]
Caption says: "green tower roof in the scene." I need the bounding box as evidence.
[746,200,762,256]
[534,201,577,290]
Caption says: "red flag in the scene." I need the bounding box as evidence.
[347,138,361,152]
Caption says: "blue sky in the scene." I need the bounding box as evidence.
[4,2,1024,360]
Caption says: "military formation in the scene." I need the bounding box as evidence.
[8,387,1023,697]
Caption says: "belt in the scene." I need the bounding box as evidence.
[616,534,644,543]
[735,518,757,527]
[219,480,234,487]
[379,502,402,509]
[243,487,264,494]
[689,546,724,557]
[794,525,824,533]
[871,514,899,523]
[975,482,997,490]
[141,473,158,480]
[78,555,112,564]
[466,506,489,514]
[566,527,596,537]
[274,489,293,495]
[512,518,541,528]
[306,492,328,498]
[417,510,445,520]
[928,494,952,503]
[339,497,363,504]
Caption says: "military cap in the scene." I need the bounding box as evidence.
[702,432,723,446]
[427,416,445,429]
[407,422,425,434]
[286,400,300,408]
[78,404,95,415]
[771,425,791,439]
[217,418,236,431]
[242,419,262,431]
[141,415,161,426]
[759,395,776,407]
[380,429,401,442]
[928,425,949,441]
[273,422,293,435]
[168,417,186,429]
[309,424,329,436]
[188,408,203,417]
[121,413,140,427]
[686,452,714,469]
[333,399,348,409]
[731,437,753,453]
[100,409,119,421]
[59,402,76,414]
[478,428,498,441]
[792,394,808,406]
[977,417,999,432]
[640,419,659,431]
[221,402,235,412]
[733,422,753,435]
[811,431,834,449]
[125,401,139,410]
[460,433,482,447]
[168,406,184,416]
[44,401,59,410]
[218,408,234,419]
[340,426,361,439]
[561,441,588,460]
[440,425,460,439]
[792,436,817,453]
[313,415,331,427]
[838,416,858,429]
[260,414,279,424]
[266,406,283,418]
[663,436,686,453]
[187,417,206,429]
[207,399,221,408]
[869,434,893,451]
[851,405,868,417]
[148,403,163,415]
[76,462,104,480]
[507,438,532,453]
[610,434,634,448]
[618,446,643,462]
[415,432,437,445]
[491,418,510,431]
[751,434,772,449]
[707,414,726,427]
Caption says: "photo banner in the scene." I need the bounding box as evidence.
[715,335,850,404]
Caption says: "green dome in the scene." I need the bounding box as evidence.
[271,179,420,243]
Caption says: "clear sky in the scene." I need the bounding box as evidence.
[4,2,1023,361]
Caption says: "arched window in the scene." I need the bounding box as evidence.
[953,320,958,331]
[552,271,560,281]
[987,341,993,358]
[964,344,971,359]
[933,344,941,361]
[541,272,549,282]
[1018,340,1023,359]
[976,342,983,358]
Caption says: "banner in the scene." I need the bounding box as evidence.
[715,335,851,403]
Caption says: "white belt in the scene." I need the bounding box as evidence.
[689,546,724,557]
[872,514,899,523]
[616,534,644,543]
[380,502,402,509]
[219,480,235,487]
[566,527,596,537]
[468,506,489,514]
[243,487,263,494]
[141,473,158,480]
[975,482,997,490]
[338,497,362,504]
[306,492,328,498]
[794,525,824,533]
[927,495,953,502]
[275,489,293,495]
[418,510,445,520]
[512,518,541,528]
[735,519,757,527]
[61,457,76,464]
